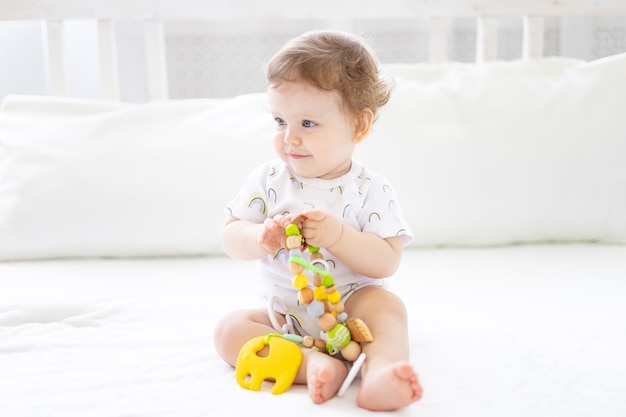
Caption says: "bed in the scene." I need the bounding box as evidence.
[1,1,626,416]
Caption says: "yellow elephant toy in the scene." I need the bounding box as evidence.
[235,335,303,395]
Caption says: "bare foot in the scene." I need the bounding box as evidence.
[356,362,423,411]
[307,353,349,404]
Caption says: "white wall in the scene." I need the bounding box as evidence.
[0,21,46,100]
[1,16,625,103]
[0,20,146,103]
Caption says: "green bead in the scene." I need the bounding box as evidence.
[321,274,334,287]
[285,223,300,236]
[308,245,320,253]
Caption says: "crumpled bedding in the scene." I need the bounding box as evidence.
[1,244,625,417]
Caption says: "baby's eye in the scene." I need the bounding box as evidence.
[302,120,317,128]
[274,117,286,126]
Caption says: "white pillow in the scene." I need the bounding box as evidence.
[0,94,275,260]
[1,54,625,261]
[357,53,626,246]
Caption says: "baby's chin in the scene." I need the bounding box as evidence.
[283,159,317,179]
[283,157,346,180]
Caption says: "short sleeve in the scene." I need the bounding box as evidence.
[357,173,414,246]
[225,162,273,224]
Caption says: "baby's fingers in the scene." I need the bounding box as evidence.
[300,209,325,222]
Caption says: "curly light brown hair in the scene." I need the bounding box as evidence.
[265,30,393,120]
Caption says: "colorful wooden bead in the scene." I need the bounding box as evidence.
[346,318,373,343]
[318,313,337,331]
[288,262,305,274]
[326,323,351,350]
[321,274,334,288]
[340,341,362,362]
[285,223,301,237]
[312,273,322,287]
[314,338,327,351]
[313,285,327,301]
[291,273,308,289]
[307,300,325,318]
[285,235,302,250]
[327,290,341,304]
[302,335,314,348]
[310,251,324,260]
[297,288,314,304]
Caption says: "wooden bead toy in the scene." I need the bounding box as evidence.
[297,287,314,304]
[283,219,373,361]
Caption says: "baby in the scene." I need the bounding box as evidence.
[214,30,423,411]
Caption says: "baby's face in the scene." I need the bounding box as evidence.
[267,81,358,180]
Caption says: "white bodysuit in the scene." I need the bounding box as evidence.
[226,158,413,336]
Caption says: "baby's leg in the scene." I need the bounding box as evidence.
[213,308,279,366]
[357,360,422,411]
[303,349,349,404]
[345,287,423,411]
[213,308,348,404]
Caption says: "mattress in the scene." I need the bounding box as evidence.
[1,243,625,416]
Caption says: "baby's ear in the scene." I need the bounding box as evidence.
[352,108,374,144]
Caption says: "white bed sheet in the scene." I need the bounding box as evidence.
[1,244,625,417]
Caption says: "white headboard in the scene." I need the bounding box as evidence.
[1,0,625,101]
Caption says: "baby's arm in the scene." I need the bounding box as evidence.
[220,214,296,261]
[300,209,403,279]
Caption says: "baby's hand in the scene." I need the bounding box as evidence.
[300,209,342,250]
[257,214,299,253]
